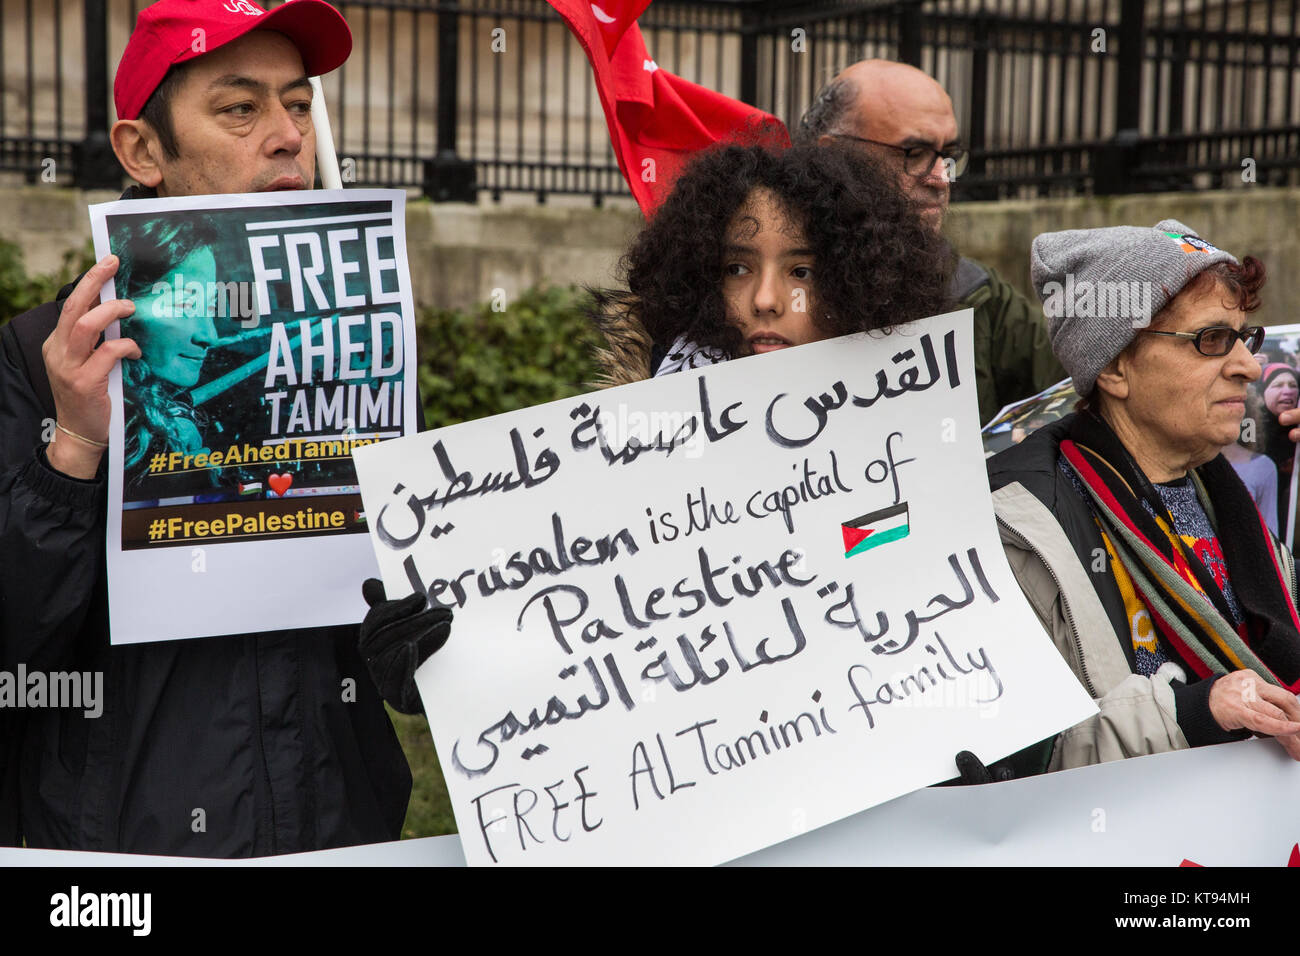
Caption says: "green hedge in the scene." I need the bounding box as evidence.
[416,284,601,430]
[405,286,602,836]
[0,239,96,325]
[0,242,603,429]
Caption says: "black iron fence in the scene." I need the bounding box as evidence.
[2,0,1298,201]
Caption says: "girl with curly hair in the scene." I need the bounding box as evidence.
[590,142,957,384]
[111,213,222,489]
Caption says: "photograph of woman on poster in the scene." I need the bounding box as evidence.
[1255,362,1300,543]
[111,213,222,491]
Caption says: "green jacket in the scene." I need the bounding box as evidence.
[956,257,1067,425]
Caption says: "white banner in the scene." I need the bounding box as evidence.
[353,309,1097,866]
[90,189,419,644]
[6,740,1294,867]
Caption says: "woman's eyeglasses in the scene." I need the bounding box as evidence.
[1137,325,1266,357]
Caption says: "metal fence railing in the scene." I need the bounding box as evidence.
[2,0,1298,201]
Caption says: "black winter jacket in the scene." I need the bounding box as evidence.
[0,268,410,855]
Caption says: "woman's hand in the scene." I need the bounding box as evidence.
[1209,669,1300,760]
[42,256,139,478]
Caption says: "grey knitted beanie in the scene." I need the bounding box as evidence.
[1029,219,1239,396]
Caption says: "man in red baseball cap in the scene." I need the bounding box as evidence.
[0,1,417,857]
[111,0,350,197]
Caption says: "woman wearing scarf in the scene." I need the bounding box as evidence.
[987,219,1300,775]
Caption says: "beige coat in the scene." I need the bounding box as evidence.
[993,479,1295,771]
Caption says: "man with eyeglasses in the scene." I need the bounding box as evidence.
[797,59,1065,424]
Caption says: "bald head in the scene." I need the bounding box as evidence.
[799,59,959,228]
[833,61,955,139]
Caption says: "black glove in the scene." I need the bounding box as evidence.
[954,750,1014,785]
[359,578,453,715]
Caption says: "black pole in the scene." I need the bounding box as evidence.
[1168,32,1186,136]
[425,3,475,202]
[436,4,458,158]
[1096,0,1145,194]
[77,0,119,189]
[898,0,923,68]
[739,5,758,107]
[966,16,989,198]
[1115,0,1144,132]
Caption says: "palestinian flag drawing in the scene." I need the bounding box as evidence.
[841,502,910,558]
[237,481,262,497]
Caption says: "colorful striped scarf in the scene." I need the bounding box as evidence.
[1061,412,1300,691]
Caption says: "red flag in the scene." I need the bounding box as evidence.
[547,0,790,214]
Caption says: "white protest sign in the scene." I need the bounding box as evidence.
[90,190,419,644]
[353,310,1097,866]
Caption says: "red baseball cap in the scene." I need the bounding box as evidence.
[114,0,352,121]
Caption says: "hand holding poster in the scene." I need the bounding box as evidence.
[354,309,1098,866]
[91,189,419,644]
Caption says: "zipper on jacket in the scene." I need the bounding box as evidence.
[1282,540,1297,608]
[995,512,1099,699]
[250,637,278,854]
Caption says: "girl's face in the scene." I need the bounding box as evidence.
[128,246,219,389]
[722,188,824,356]
[1264,370,1299,414]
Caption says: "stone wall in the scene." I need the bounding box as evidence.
[402,198,642,312]
[3,184,1295,324]
[944,187,1300,328]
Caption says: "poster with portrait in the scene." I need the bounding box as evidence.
[90,189,419,644]
[1238,323,1300,548]
[980,376,1075,456]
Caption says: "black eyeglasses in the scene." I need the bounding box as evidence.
[1137,325,1265,357]
[829,134,969,180]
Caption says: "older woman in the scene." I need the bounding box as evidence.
[988,219,1300,775]
[1262,363,1300,416]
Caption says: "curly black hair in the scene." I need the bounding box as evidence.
[609,142,956,359]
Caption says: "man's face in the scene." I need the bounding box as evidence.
[151,30,316,197]
[840,79,959,229]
